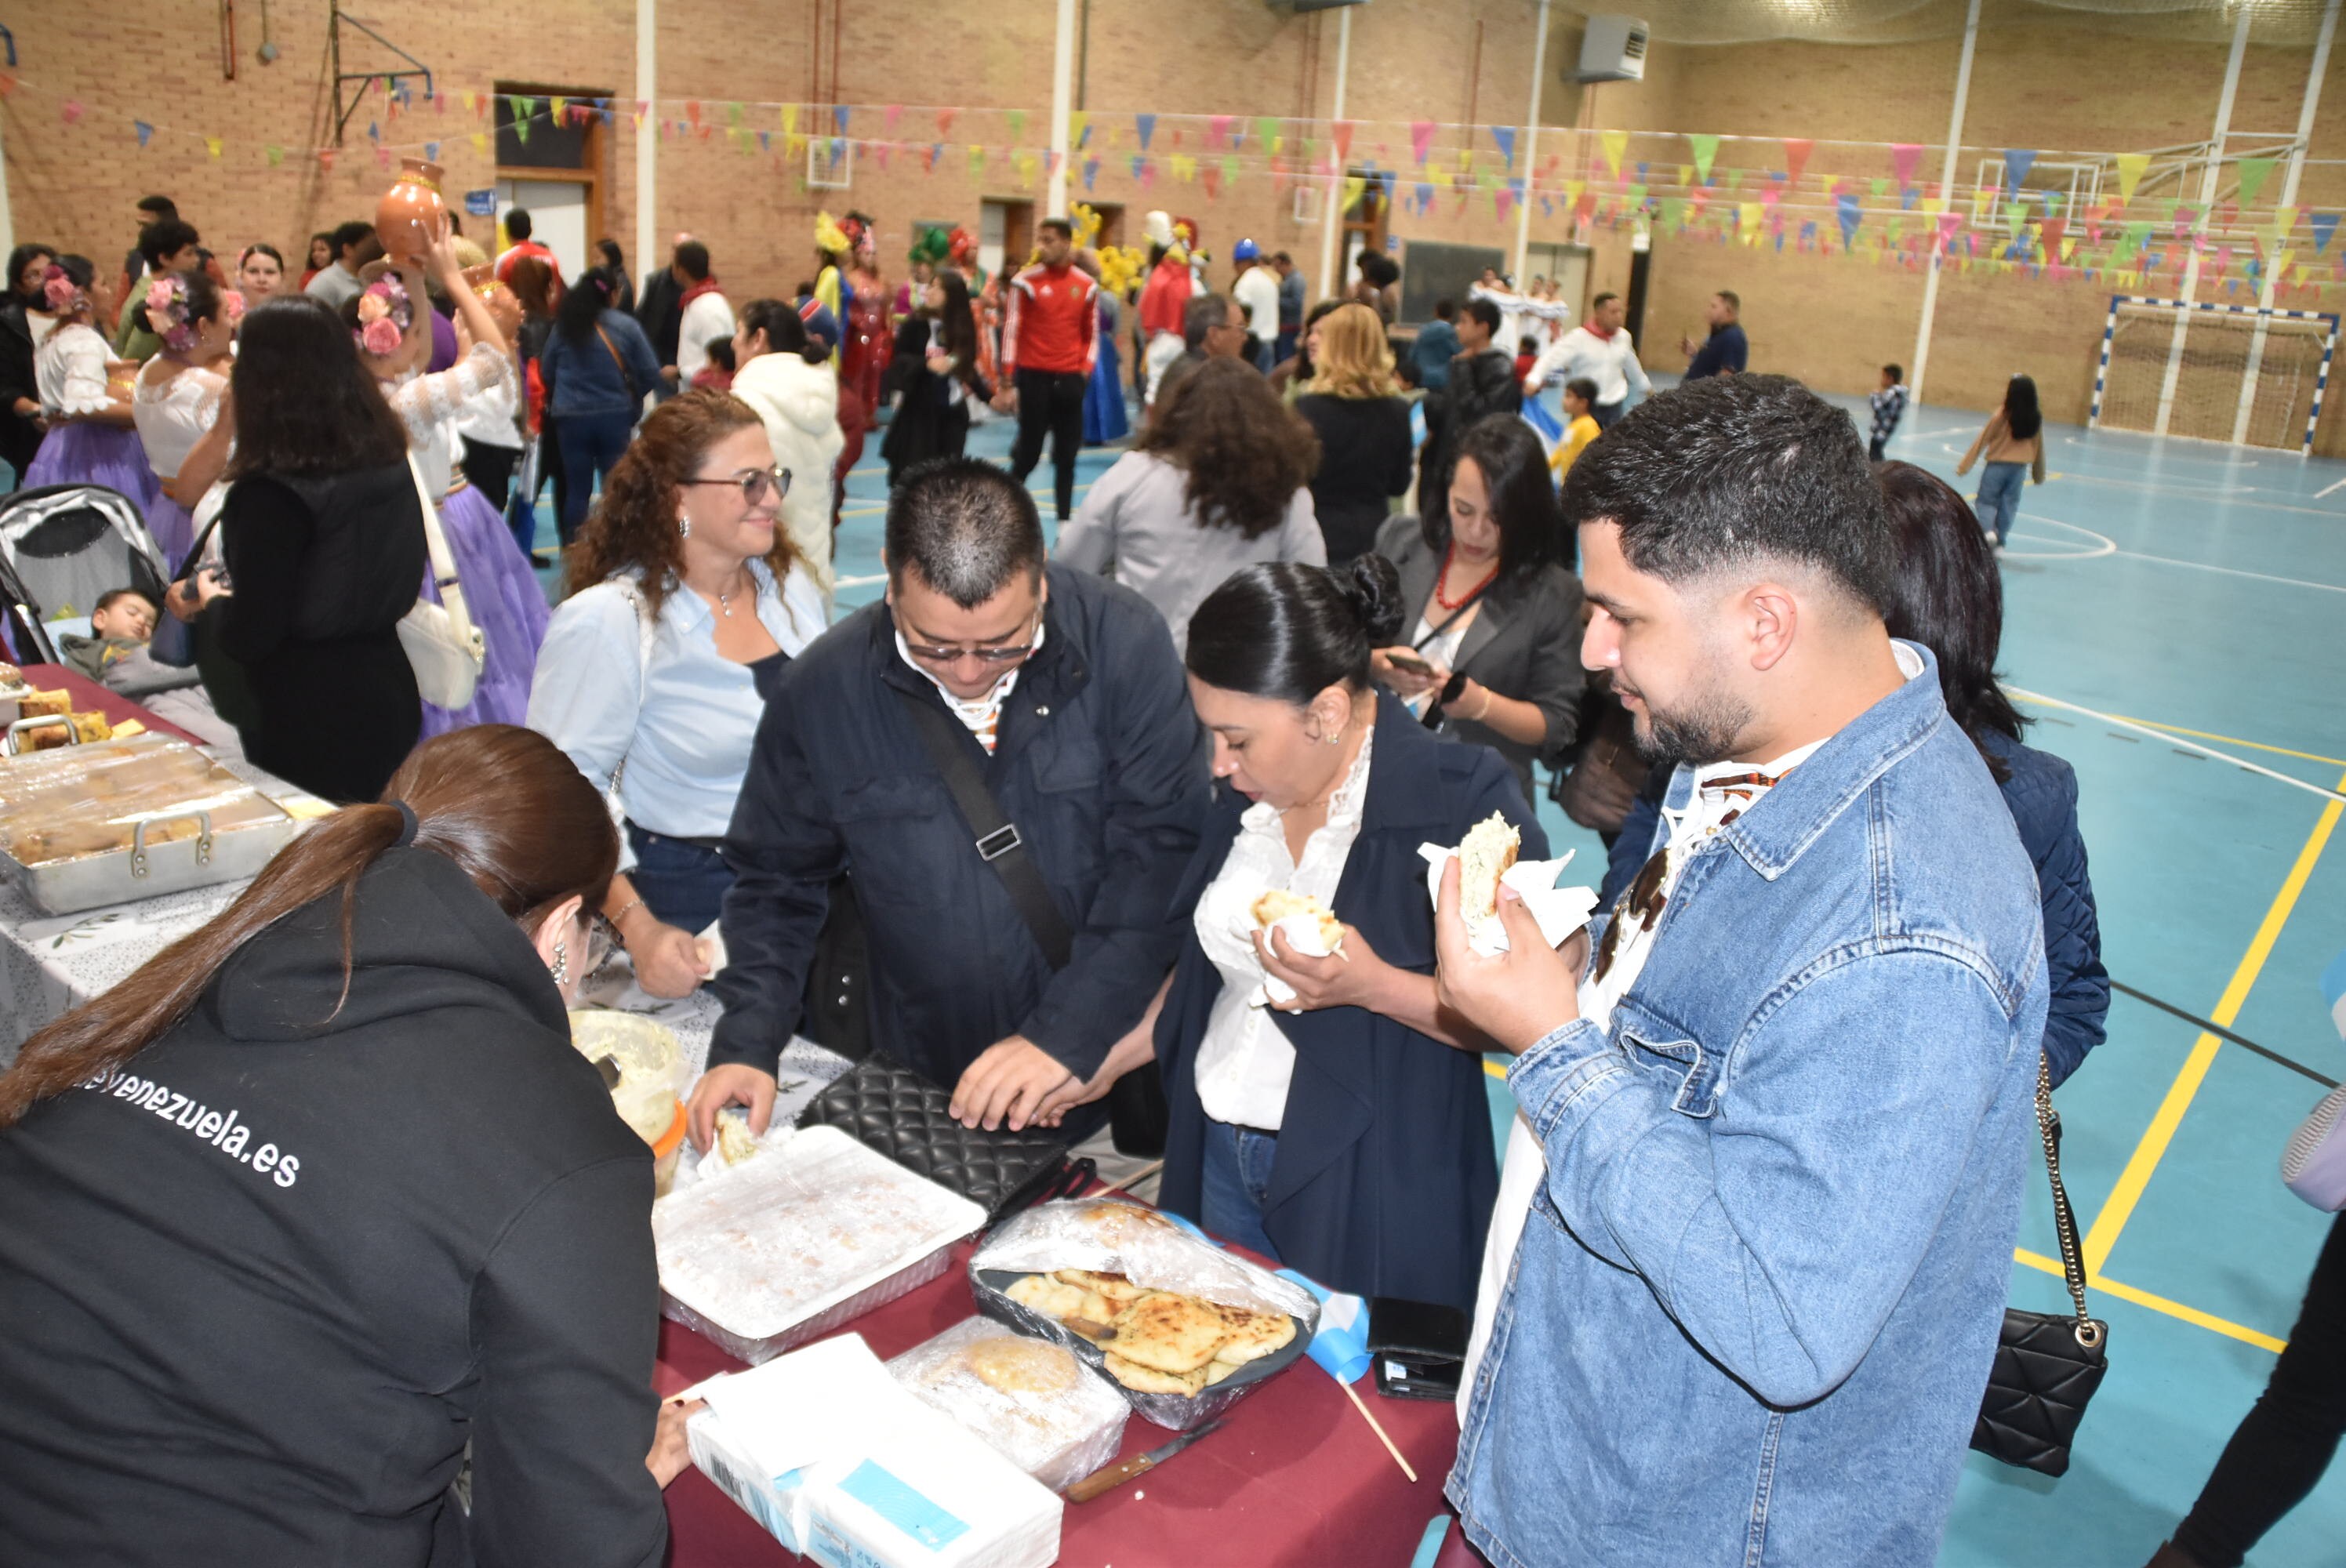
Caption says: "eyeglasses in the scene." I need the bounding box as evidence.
[681,465,791,506]
[902,609,1042,668]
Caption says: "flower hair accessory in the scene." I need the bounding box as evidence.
[145,274,200,354]
[353,274,413,358]
[42,264,83,314]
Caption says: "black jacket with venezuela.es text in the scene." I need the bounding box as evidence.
[0,848,666,1568]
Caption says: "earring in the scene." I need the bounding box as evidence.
[677,514,692,539]
[550,941,569,986]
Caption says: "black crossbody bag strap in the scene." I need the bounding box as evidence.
[891,685,1077,971]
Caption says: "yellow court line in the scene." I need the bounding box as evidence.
[2010,695,2346,768]
[2079,769,2346,1276]
[2014,1248,2287,1354]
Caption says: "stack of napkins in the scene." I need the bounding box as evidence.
[686,1334,1062,1568]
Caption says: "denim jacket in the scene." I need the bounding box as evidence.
[1449,644,2048,1568]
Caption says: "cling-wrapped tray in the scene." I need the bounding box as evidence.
[655,1125,988,1365]
[0,735,297,913]
[970,1197,1320,1431]
[886,1316,1130,1490]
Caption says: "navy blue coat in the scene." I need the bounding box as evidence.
[711,564,1211,1087]
[1156,695,1548,1310]
[1600,726,2108,1086]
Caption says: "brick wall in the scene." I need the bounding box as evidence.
[8,2,2342,445]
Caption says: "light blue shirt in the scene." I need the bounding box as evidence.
[526,561,827,851]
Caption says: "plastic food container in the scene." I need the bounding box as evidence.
[570,1010,689,1196]
[655,1125,988,1365]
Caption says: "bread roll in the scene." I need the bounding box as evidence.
[1458,811,1521,921]
[1102,1352,1208,1396]
[1109,1290,1229,1374]
[963,1337,1080,1396]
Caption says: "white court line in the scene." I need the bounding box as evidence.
[2108,549,2346,594]
[2008,688,2346,805]
[835,573,888,589]
[1999,514,2118,560]
[2316,474,2346,499]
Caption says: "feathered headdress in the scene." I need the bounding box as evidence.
[1070,203,1105,252]
[907,226,953,268]
[814,210,852,257]
[947,226,979,264]
[1096,245,1146,299]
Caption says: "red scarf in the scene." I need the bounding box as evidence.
[1585,321,1617,341]
[679,276,724,309]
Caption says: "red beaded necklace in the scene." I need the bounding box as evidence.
[1433,542,1500,611]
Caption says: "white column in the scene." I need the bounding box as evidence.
[1047,0,1076,216]
[2155,5,2252,436]
[1510,0,1552,284]
[1315,5,1354,310]
[1907,0,1980,406]
[634,0,656,285]
[2232,0,2340,445]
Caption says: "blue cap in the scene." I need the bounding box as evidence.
[1232,238,1261,262]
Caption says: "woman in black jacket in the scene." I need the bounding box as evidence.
[881,267,989,486]
[1146,558,1545,1309]
[0,725,688,1568]
[1374,416,1585,806]
[177,295,427,804]
[1294,302,1413,565]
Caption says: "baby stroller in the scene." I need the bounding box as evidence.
[0,483,245,758]
[0,484,169,666]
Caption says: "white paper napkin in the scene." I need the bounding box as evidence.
[1247,909,1344,1007]
[1418,843,1599,954]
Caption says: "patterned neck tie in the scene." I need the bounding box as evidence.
[1592,771,1781,983]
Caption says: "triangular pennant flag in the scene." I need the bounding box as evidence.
[205,136,222,159]
[1083,156,1099,191]
[2236,156,2275,207]
[1342,174,1367,215]
[471,132,488,154]
[1891,143,1923,187]
[1209,114,1232,149]
[935,107,957,139]
[134,120,154,148]
[1601,129,1629,180]
[1255,117,1280,154]
[884,103,902,134]
[2109,153,2149,207]
[2312,212,2341,253]
[1492,125,1517,169]
[1201,162,1222,199]
[1332,120,1355,161]
[1689,133,1719,183]
[832,105,851,135]
[1070,111,1090,148]
[969,143,986,177]
[317,147,336,172]
[2002,148,2036,193]
[264,143,284,167]
[1837,191,1861,248]
[553,95,570,127]
[1135,113,1156,151]
[1007,109,1027,141]
[1781,138,1813,188]
[1410,120,1436,165]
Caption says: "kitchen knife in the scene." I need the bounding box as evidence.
[1062,1418,1228,1503]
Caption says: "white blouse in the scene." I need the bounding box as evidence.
[37,324,120,419]
[1189,724,1376,1131]
[131,360,227,479]
[387,343,514,494]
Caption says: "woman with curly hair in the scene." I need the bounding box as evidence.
[1056,354,1324,652]
[21,258,162,518]
[526,390,826,997]
[1295,301,1414,566]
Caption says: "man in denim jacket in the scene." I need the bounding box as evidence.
[1435,375,2048,1567]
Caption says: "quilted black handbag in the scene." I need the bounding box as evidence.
[799,1056,1093,1223]
[1971,1054,2108,1476]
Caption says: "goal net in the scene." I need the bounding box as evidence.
[2093,297,2337,453]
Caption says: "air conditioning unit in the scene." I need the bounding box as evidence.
[1576,15,1648,82]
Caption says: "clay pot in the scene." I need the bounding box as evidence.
[376,158,450,264]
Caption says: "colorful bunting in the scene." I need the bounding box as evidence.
[1781,138,1813,188]
[1332,121,1356,161]
[1688,133,1719,183]
[2236,156,2275,207]
[134,120,153,147]
[1492,125,1517,169]
[1135,114,1156,151]
[2002,148,2036,194]
[2312,212,2341,253]
[1601,129,1629,180]
[1410,120,1435,165]
[1890,142,1922,188]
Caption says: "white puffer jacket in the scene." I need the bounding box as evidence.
[728,350,845,605]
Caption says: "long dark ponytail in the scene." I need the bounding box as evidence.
[0,726,617,1128]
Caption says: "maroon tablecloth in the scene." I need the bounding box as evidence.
[14,663,204,746]
[655,1240,1463,1568]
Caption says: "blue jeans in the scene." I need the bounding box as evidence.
[1198,1120,1281,1260]
[1975,460,2026,545]
[626,822,733,937]
[555,408,638,546]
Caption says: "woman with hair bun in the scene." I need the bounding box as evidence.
[0,724,690,1566]
[528,390,826,998]
[128,265,239,568]
[1067,556,1545,1308]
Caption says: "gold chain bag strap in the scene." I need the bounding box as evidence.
[1970,1053,2109,1476]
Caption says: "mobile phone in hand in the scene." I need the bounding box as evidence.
[1386,651,1436,677]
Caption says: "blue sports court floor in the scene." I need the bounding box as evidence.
[531,376,2346,1566]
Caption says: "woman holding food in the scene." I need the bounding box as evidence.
[0,724,692,1567]
[1140,557,1545,1311]
[527,390,826,999]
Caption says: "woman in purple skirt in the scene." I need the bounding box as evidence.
[23,258,163,523]
[350,237,548,735]
[129,268,238,571]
